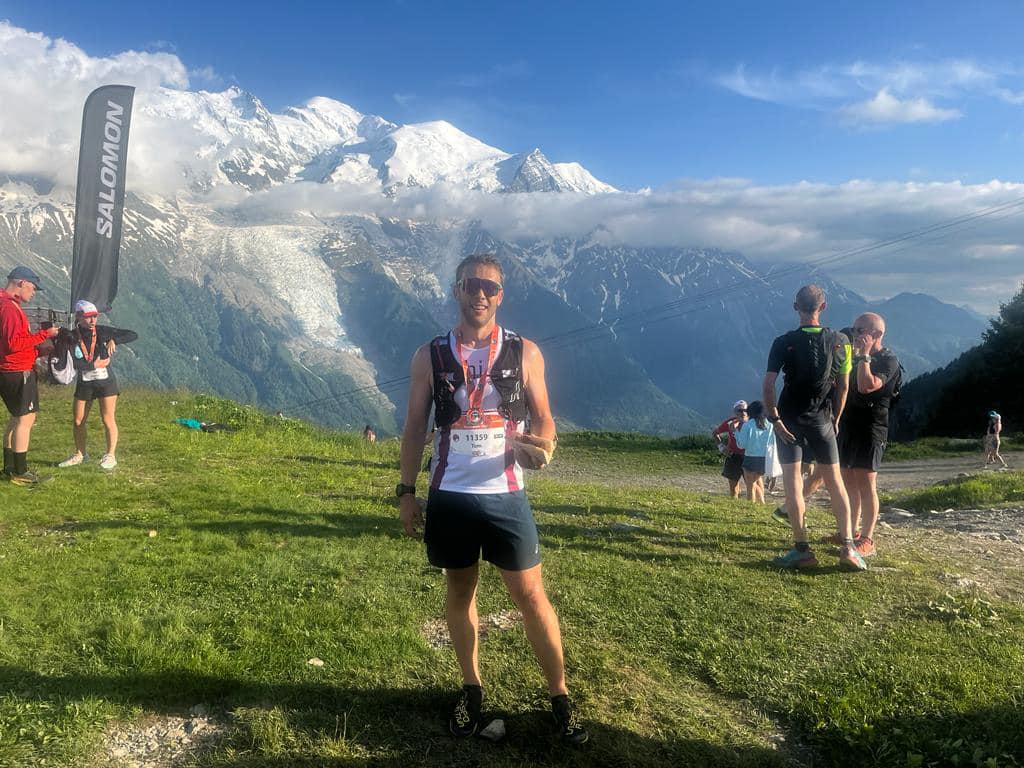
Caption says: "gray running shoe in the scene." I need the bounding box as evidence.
[10,470,51,487]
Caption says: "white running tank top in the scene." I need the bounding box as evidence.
[430,328,525,494]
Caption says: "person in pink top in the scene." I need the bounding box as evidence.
[0,266,59,486]
[713,400,748,498]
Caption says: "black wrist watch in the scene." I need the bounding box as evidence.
[395,483,416,498]
[767,415,780,423]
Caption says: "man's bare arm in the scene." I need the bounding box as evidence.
[398,345,433,538]
[833,373,849,425]
[399,345,433,485]
[763,372,780,416]
[855,361,884,394]
[522,339,555,440]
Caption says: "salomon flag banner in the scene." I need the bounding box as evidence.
[71,84,135,313]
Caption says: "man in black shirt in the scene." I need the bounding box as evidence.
[763,285,866,571]
[837,312,901,559]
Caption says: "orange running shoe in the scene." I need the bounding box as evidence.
[855,536,876,558]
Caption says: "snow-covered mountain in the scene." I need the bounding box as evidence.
[0,85,985,434]
[142,87,614,194]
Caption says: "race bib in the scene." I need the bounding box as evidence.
[82,367,109,382]
[449,428,507,458]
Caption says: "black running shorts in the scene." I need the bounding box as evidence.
[425,488,541,572]
[721,452,744,481]
[838,429,885,472]
[0,370,39,417]
[742,455,767,475]
[74,374,120,402]
[776,417,839,466]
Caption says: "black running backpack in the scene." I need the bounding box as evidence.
[782,327,846,409]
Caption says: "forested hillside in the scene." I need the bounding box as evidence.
[892,284,1023,439]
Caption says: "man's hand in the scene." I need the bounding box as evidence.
[399,494,425,540]
[853,333,873,356]
[775,420,796,444]
[45,326,59,339]
[512,433,555,470]
[106,339,117,355]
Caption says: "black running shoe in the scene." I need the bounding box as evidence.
[551,694,588,745]
[448,684,482,737]
[771,505,790,525]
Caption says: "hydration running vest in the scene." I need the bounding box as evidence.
[778,326,848,415]
[429,328,527,429]
[428,327,528,493]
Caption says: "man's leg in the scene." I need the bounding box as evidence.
[2,415,14,475]
[445,564,482,687]
[856,469,880,542]
[9,412,36,453]
[803,462,825,499]
[772,460,818,567]
[818,463,853,541]
[783,462,807,540]
[842,467,861,537]
[728,477,740,498]
[499,564,567,696]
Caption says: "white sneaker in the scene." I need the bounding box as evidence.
[58,453,87,468]
[99,454,118,470]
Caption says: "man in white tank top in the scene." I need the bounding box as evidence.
[398,254,587,745]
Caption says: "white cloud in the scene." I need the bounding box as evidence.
[0,22,190,187]
[0,22,1019,312]
[714,58,1022,128]
[223,176,1024,311]
[838,88,962,126]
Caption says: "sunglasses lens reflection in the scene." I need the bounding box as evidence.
[461,278,502,297]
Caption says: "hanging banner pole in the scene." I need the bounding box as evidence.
[70,84,135,313]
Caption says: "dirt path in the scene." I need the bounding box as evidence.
[546,451,1024,553]
[875,451,1023,492]
[548,451,1022,495]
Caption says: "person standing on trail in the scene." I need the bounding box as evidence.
[397,254,587,745]
[55,300,138,471]
[984,411,1008,468]
[832,313,902,559]
[735,400,774,504]
[713,400,748,498]
[1,267,59,486]
[763,285,866,571]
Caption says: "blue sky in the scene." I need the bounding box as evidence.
[1,2,1023,312]
[5,0,1024,190]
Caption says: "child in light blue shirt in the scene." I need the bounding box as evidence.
[735,401,775,503]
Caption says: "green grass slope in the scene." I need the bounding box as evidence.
[1,388,1022,767]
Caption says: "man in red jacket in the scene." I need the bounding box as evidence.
[1,266,59,485]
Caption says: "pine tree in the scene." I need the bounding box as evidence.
[906,283,1024,437]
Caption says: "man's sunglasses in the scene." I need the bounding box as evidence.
[457,277,503,297]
